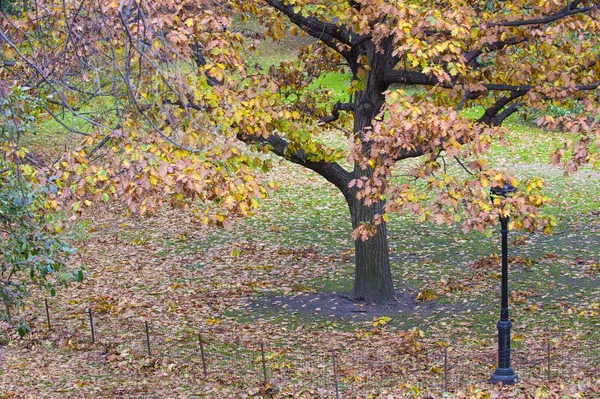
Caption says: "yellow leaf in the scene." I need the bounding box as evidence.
[372,316,392,326]
[416,290,436,301]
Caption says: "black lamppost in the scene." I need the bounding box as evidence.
[489,183,517,385]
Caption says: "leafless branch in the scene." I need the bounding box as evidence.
[454,156,475,176]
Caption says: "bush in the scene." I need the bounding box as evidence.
[1,85,82,327]
[0,0,30,16]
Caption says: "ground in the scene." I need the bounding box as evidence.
[1,151,599,397]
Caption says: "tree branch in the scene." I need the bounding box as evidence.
[118,8,213,153]
[490,103,521,126]
[464,36,528,65]
[384,69,442,87]
[478,90,528,126]
[86,132,117,160]
[493,1,595,27]
[392,90,529,162]
[394,147,426,161]
[23,151,46,168]
[190,42,223,87]
[0,28,112,134]
[46,98,82,111]
[455,90,474,112]
[348,0,361,11]
[162,98,206,112]
[319,102,355,124]
[265,0,362,63]
[485,82,600,92]
[237,132,354,200]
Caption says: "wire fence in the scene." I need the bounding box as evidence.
[3,299,599,398]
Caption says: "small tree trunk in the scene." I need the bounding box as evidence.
[348,194,395,304]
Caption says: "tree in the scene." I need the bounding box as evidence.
[1,0,598,304]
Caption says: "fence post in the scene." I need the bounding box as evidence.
[88,308,95,344]
[547,341,551,381]
[199,333,208,378]
[145,321,151,357]
[260,341,268,385]
[332,350,340,399]
[444,347,448,392]
[45,299,51,332]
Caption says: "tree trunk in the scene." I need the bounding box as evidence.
[349,194,395,303]
[347,50,396,304]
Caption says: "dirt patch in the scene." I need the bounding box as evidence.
[247,290,465,321]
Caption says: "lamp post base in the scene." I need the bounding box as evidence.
[490,368,516,385]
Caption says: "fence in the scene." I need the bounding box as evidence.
[2,299,599,398]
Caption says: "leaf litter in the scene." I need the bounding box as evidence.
[0,162,599,398]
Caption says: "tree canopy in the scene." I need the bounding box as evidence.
[1,0,599,303]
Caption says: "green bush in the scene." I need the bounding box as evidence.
[1,86,82,329]
[0,0,30,16]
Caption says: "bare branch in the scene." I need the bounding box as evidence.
[24,151,46,168]
[454,156,476,176]
[46,98,82,111]
[455,90,472,112]
[86,133,114,159]
[391,147,426,162]
[117,4,216,153]
[0,28,113,134]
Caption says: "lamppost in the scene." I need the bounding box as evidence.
[489,183,517,385]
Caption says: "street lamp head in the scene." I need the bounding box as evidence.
[490,183,517,199]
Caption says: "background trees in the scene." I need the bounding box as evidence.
[1,0,598,306]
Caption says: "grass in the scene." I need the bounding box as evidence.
[176,139,600,344]
[173,30,600,350]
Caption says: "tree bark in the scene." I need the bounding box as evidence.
[348,193,395,304]
[347,48,396,304]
